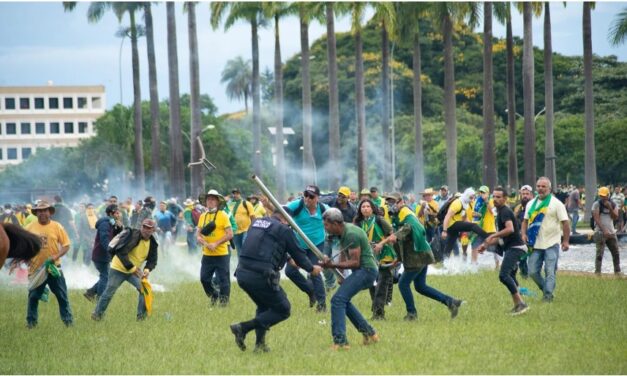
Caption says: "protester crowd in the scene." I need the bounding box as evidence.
[1,180,625,350]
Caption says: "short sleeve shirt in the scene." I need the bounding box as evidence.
[198,210,232,256]
[524,195,569,250]
[592,200,617,234]
[286,199,327,248]
[25,221,71,275]
[446,199,465,228]
[339,223,378,271]
[496,205,524,249]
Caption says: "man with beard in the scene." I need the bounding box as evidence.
[514,185,534,278]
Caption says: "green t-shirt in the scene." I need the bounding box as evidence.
[339,223,378,271]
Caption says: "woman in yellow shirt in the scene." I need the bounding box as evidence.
[197,190,234,306]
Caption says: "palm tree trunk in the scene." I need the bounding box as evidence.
[443,13,457,193]
[544,3,557,186]
[252,19,262,177]
[166,2,185,198]
[326,3,341,189]
[130,10,145,195]
[188,2,203,196]
[583,2,597,221]
[300,10,315,187]
[144,3,162,198]
[483,2,496,190]
[274,14,286,201]
[522,3,536,186]
[506,10,518,194]
[381,21,391,192]
[356,29,367,190]
[413,30,424,193]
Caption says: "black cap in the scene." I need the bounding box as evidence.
[231,188,241,194]
[370,186,378,193]
[144,196,155,204]
[304,185,320,196]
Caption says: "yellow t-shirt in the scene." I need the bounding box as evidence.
[445,199,465,229]
[253,203,267,218]
[228,200,255,234]
[198,211,232,256]
[416,200,439,226]
[111,239,150,273]
[25,221,70,275]
[467,198,497,232]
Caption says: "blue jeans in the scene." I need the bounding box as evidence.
[398,266,452,315]
[232,232,247,259]
[87,261,110,297]
[27,271,73,325]
[569,209,579,233]
[330,267,377,345]
[186,229,197,254]
[528,243,560,300]
[285,244,326,305]
[94,268,146,318]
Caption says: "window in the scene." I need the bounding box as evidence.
[34,97,45,109]
[63,97,73,109]
[92,96,102,109]
[6,123,16,134]
[50,122,60,134]
[21,122,31,134]
[22,148,32,160]
[5,98,15,110]
[35,122,45,134]
[78,122,88,134]
[0,149,3,160]
[49,97,59,109]
[7,148,17,160]
[77,97,88,109]
[64,122,74,134]
[20,97,30,109]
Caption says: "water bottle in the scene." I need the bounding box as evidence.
[519,287,537,297]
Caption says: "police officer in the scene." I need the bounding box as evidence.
[229,210,322,353]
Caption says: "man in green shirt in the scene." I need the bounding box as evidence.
[320,208,379,350]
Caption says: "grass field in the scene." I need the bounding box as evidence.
[1,270,625,374]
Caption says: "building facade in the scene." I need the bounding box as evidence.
[0,84,106,169]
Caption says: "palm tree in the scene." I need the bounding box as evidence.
[348,3,369,190]
[543,2,557,187]
[483,2,496,190]
[583,2,597,220]
[325,2,341,190]
[143,2,162,198]
[211,2,265,177]
[64,2,146,194]
[608,7,627,46]
[395,3,429,193]
[370,4,396,192]
[187,2,203,196]
[166,2,186,198]
[494,3,518,193]
[264,3,290,201]
[220,57,251,112]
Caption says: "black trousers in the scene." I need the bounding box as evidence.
[444,221,490,257]
[499,247,526,295]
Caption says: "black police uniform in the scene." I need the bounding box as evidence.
[234,216,315,348]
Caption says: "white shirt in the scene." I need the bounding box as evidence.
[524,195,569,250]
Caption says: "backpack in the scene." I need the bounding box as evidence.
[436,198,461,224]
[290,198,327,217]
[107,228,132,257]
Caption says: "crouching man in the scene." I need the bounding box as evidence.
[230,210,322,352]
[92,219,158,321]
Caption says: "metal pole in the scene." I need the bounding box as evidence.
[390,43,396,191]
[251,175,342,279]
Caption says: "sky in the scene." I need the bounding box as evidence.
[0,2,625,115]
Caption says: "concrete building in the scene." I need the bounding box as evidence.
[0,84,106,169]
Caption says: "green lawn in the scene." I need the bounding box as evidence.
[0,271,625,374]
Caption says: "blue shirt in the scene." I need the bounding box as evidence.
[154,210,177,232]
[286,198,328,249]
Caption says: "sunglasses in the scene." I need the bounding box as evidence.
[304,192,317,199]
[142,225,155,230]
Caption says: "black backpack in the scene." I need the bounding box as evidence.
[436,198,461,224]
[290,198,327,217]
[590,200,615,230]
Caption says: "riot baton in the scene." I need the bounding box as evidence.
[251,175,343,279]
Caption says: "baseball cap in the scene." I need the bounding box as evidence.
[384,192,403,202]
[440,185,449,191]
[598,187,610,197]
[304,185,320,196]
[370,186,378,193]
[520,185,533,192]
[231,188,241,194]
[478,185,490,194]
[338,186,351,197]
